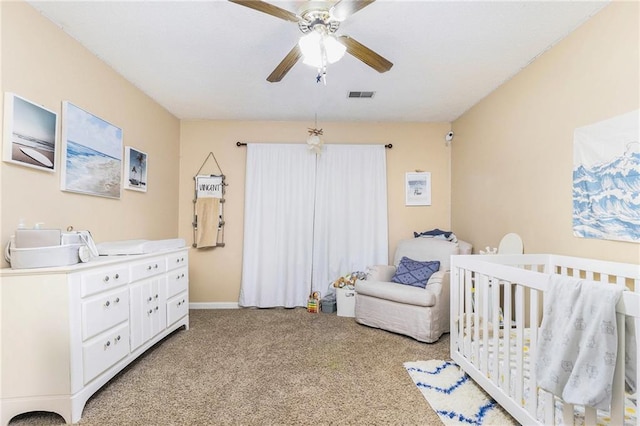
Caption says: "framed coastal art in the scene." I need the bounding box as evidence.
[573,109,639,243]
[405,172,431,206]
[61,101,122,199]
[3,93,57,172]
[124,146,148,192]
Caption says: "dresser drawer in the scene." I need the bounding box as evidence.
[82,323,129,384]
[166,251,188,271]
[166,266,188,299]
[167,292,188,327]
[82,288,129,340]
[130,256,166,281]
[81,265,130,297]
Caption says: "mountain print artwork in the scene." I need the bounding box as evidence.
[573,110,640,243]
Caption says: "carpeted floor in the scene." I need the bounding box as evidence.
[11,308,459,425]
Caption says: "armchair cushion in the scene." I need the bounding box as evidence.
[356,270,446,307]
[393,238,461,270]
[355,281,436,307]
[390,257,440,288]
[366,265,396,282]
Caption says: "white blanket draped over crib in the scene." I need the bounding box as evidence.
[536,275,624,410]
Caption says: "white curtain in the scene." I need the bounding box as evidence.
[312,145,388,293]
[240,143,388,307]
[239,144,316,308]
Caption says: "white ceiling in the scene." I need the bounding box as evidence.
[27,0,608,123]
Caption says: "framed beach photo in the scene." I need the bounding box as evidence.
[124,146,148,192]
[61,101,122,199]
[405,172,431,206]
[3,93,58,172]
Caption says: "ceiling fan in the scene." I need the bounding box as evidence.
[228,0,393,82]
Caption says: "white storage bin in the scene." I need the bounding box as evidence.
[336,287,356,317]
[9,242,81,269]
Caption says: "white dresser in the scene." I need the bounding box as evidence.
[0,248,189,425]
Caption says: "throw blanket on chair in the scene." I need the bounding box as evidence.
[536,275,624,410]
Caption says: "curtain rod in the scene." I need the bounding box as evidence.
[236,141,392,149]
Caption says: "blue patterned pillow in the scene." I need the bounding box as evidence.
[391,257,440,288]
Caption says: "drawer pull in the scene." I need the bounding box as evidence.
[155,294,159,299]
[155,306,159,311]
[176,274,180,280]
[147,266,152,271]
[147,296,153,302]
[104,341,111,349]
[181,257,184,261]
[148,309,153,315]
[176,259,180,263]
[104,276,110,282]
[105,301,110,307]
[177,301,182,306]
[115,297,120,303]
[154,264,158,269]
[115,335,121,342]
[115,274,119,279]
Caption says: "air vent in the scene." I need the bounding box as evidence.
[348,91,375,99]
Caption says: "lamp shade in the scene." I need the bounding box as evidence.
[299,31,346,69]
[323,35,346,64]
[299,31,323,68]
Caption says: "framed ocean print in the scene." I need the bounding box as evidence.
[124,146,148,192]
[405,172,431,206]
[61,101,122,199]
[3,93,57,172]
[573,109,639,243]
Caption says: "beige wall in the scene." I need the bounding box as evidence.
[0,1,181,268]
[451,2,640,263]
[179,121,452,303]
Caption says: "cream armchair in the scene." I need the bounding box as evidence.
[354,238,472,343]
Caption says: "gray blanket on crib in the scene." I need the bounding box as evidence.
[536,275,625,410]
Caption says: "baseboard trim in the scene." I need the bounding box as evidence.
[189,302,240,309]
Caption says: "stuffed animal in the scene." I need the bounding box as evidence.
[332,277,347,288]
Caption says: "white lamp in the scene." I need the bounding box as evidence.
[298,30,346,69]
[307,114,324,155]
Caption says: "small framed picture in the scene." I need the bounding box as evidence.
[3,93,58,172]
[124,146,148,192]
[405,172,431,206]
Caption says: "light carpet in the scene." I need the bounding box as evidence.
[404,360,517,426]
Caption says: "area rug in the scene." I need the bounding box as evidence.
[404,360,517,426]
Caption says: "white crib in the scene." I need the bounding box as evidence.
[450,254,639,426]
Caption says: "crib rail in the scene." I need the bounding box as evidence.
[450,254,640,426]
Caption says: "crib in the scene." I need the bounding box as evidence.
[450,254,639,426]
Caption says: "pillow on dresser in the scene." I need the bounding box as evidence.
[391,257,440,289]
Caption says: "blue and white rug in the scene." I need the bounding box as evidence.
[404,360,517,426]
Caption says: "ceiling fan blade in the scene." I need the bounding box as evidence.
[337,35,393,73]
[330,0,376,21]
[228,0,300,23]
[267,44,302,82]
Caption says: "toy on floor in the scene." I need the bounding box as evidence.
[307,291,320,313]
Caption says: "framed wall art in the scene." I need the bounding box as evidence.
[124,146,148,192]
[61,101,122,199]
[573,109,639,243]
[3,92,57,172]
[405,172,431,206]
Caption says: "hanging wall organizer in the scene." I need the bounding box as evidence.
[193,152,226,248]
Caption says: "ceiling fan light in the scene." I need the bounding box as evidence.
[299,31,323,68]
[324,35,346,64]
